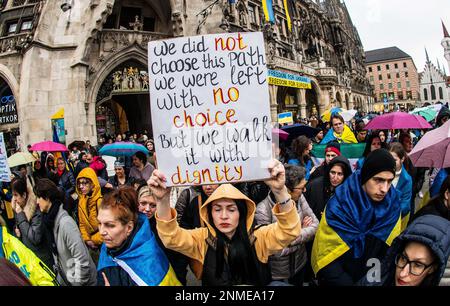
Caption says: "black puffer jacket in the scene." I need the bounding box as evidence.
[59,170,75,195]
[436,106,450,127]
[359,215,450,286]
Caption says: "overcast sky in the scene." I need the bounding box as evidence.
[344,0,450,73]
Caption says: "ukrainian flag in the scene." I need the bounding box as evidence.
[311,171,402,275]
[97,214,181,286]
[1,227,58,286]
[283,0,295,31]
[262,0,275,23]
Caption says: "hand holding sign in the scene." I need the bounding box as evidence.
[148,32,272,187]
[148,170,172,221]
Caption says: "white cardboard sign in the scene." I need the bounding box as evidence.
[148,32,272,186]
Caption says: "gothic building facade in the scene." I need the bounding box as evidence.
[0,0,372,149]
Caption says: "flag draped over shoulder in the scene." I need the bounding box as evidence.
[283,0,295,31]
[311,171,402,275]
[262,0,275,23]
[320,125,358,144]
[97,214,181,286]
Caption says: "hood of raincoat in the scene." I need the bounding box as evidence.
[76,167,101,201]
[200,184,256,237]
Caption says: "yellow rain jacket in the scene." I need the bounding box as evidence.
[156,184,301,278]
[76,168,103,245]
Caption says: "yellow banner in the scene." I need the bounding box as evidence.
[51,108,64,119]
[268,77,312,89]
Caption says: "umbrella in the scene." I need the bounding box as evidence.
[7,152,36,168]
[409,107,437,122]
[272,128,289,142]
[281,124,320,144]
[31,141,68,152]
[99,142,149,157]
[341,109,358,122]
[68,140,85,151]
[409,119,450,168]
[364,112,432,130]
[321,107,344,122]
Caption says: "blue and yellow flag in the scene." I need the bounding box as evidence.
[97,214,181,286]
[320,124,358,144]
[262,0,275,23]
[1,227,58,286]
[311,171,402,275]
[283,0,295,31]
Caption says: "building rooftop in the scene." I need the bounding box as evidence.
[365,47,411,64]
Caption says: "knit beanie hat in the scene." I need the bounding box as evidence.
[360,148,396,185]
[325,141,341,156]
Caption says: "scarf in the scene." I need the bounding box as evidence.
[42,202,61,256]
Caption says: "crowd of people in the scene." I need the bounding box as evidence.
[0,106,450,287]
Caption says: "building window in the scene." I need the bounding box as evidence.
[248,5,257,24]
[395,63,398,69]
[377,65,381,71]
[405,72,409,78]
[406,81,410,88]
[378,75,383,81]
[5,20,18,35]
[386,64,390,70]
[406,91,413,99]
[423,88,428,100]
[368,67,373,73]
[380,84,384,90]
[389,92,395,100]
[397,82,401,89]
[398,91,404,100]
[431,85,436,100]
[403,62,407,68]
[370,76,374,82]
[388,83,393,89]
[396,72,400,78]
[387,73,391,79]
[20,20,32,31]
[439,87,444,100]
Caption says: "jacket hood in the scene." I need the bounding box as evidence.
[201,184,256,237]
[370,214,450,286]
[436,106,450,126]
[76,167,101,200]
[326,156,352,179]
[390,215,450,285]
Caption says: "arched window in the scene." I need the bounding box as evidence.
[423,88,428,100]
[439,87,444,100]
[431,85,436,100]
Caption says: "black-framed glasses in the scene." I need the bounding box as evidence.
[395,253,435,276]
[77,180,91,187]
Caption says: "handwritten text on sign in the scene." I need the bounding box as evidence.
[148,32,272,186]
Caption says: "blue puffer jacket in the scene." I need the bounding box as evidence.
[359,214,450,286]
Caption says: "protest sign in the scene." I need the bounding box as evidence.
[148,32,272,186]
[0,132,12,182]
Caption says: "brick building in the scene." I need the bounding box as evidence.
[365,47,420,112]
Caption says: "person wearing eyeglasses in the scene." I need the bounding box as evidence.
[76,168,103,256]
[359,215,450,286]
[255,164,319,286]
[414,174,450,285]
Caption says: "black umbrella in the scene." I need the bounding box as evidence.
[281,124,320,143]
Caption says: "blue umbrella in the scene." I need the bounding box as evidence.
[281,124,320,143]
[99,142,149,157]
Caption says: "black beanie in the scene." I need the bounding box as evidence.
[360,148,396,185]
